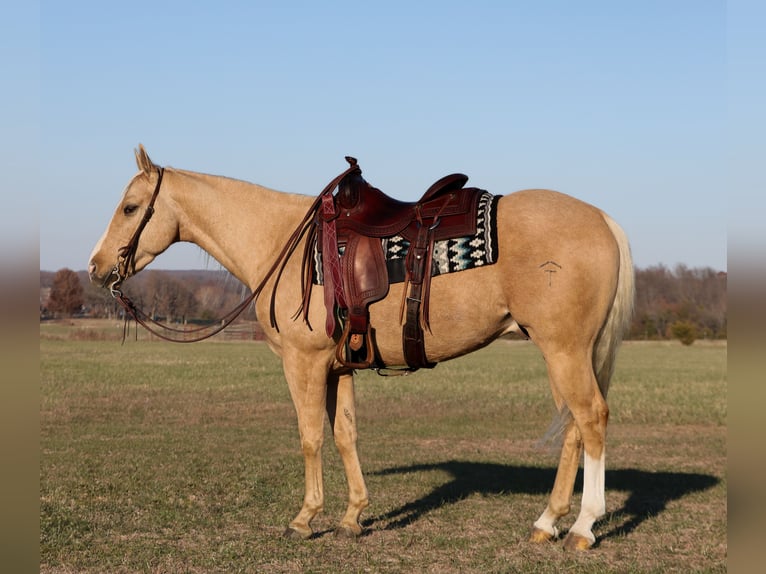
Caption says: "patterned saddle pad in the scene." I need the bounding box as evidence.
[313,192,500,285]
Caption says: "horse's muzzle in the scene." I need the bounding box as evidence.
[88,261,115,288]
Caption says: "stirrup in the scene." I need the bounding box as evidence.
[336,321,375,369]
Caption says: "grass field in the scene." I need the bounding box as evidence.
[41,321,727,573]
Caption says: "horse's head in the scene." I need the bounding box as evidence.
[88,145,180,289]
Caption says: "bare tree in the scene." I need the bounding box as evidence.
[47,268,85,318]
[143,271,198,323]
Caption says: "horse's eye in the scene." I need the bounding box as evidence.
[123,205,139,216]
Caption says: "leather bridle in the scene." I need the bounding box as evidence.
[107,167,165,296]
[105,161,360,343]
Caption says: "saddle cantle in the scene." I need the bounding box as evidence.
[334,170,478,241]
[299,157,487,371]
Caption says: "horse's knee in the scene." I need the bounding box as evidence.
[333,426,358,453]
[300,435,323,458]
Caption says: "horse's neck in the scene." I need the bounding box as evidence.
[168,169,312,286]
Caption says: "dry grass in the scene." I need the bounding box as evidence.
[40,328,726,573]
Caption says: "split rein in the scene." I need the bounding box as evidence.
[107,162,361,343]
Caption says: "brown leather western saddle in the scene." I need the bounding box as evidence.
[294,157,486,371]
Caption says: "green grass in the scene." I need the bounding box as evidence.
[41,327,726,573]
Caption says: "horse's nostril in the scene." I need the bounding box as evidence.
[88,262,98,279]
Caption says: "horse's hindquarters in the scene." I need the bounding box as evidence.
[492,190,620,348]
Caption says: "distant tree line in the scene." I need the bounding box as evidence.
[630,264,726,342]
[41,269,255,324]
[41,264,726,343]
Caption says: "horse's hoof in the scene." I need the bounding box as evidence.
[562,531,594,551]
[529,527,558,544]
[283,526,312,540]
[334,525,362,539]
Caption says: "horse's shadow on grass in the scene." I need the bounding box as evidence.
[359,461,720,544]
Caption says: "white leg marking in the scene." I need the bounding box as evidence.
[533,508,560,538]
[569,451,606,542]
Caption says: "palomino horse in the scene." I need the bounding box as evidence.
[88,146,634,550]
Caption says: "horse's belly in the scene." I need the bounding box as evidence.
[368,266,512,367]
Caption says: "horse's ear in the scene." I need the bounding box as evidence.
[134,144,155,175]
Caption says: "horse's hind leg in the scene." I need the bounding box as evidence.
[534,349,609,550]
[326,372,369,537]
[529,419,582,543]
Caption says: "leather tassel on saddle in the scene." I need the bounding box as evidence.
[267,158,361,332]
[282,157,485,371]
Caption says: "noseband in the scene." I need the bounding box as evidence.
[107,167,165,296]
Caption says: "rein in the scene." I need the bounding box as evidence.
[108,161,360,343]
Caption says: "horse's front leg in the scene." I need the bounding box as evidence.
[326,372,369,537]
[281,350,331,540]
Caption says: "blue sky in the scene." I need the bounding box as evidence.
[13,1,761,272]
